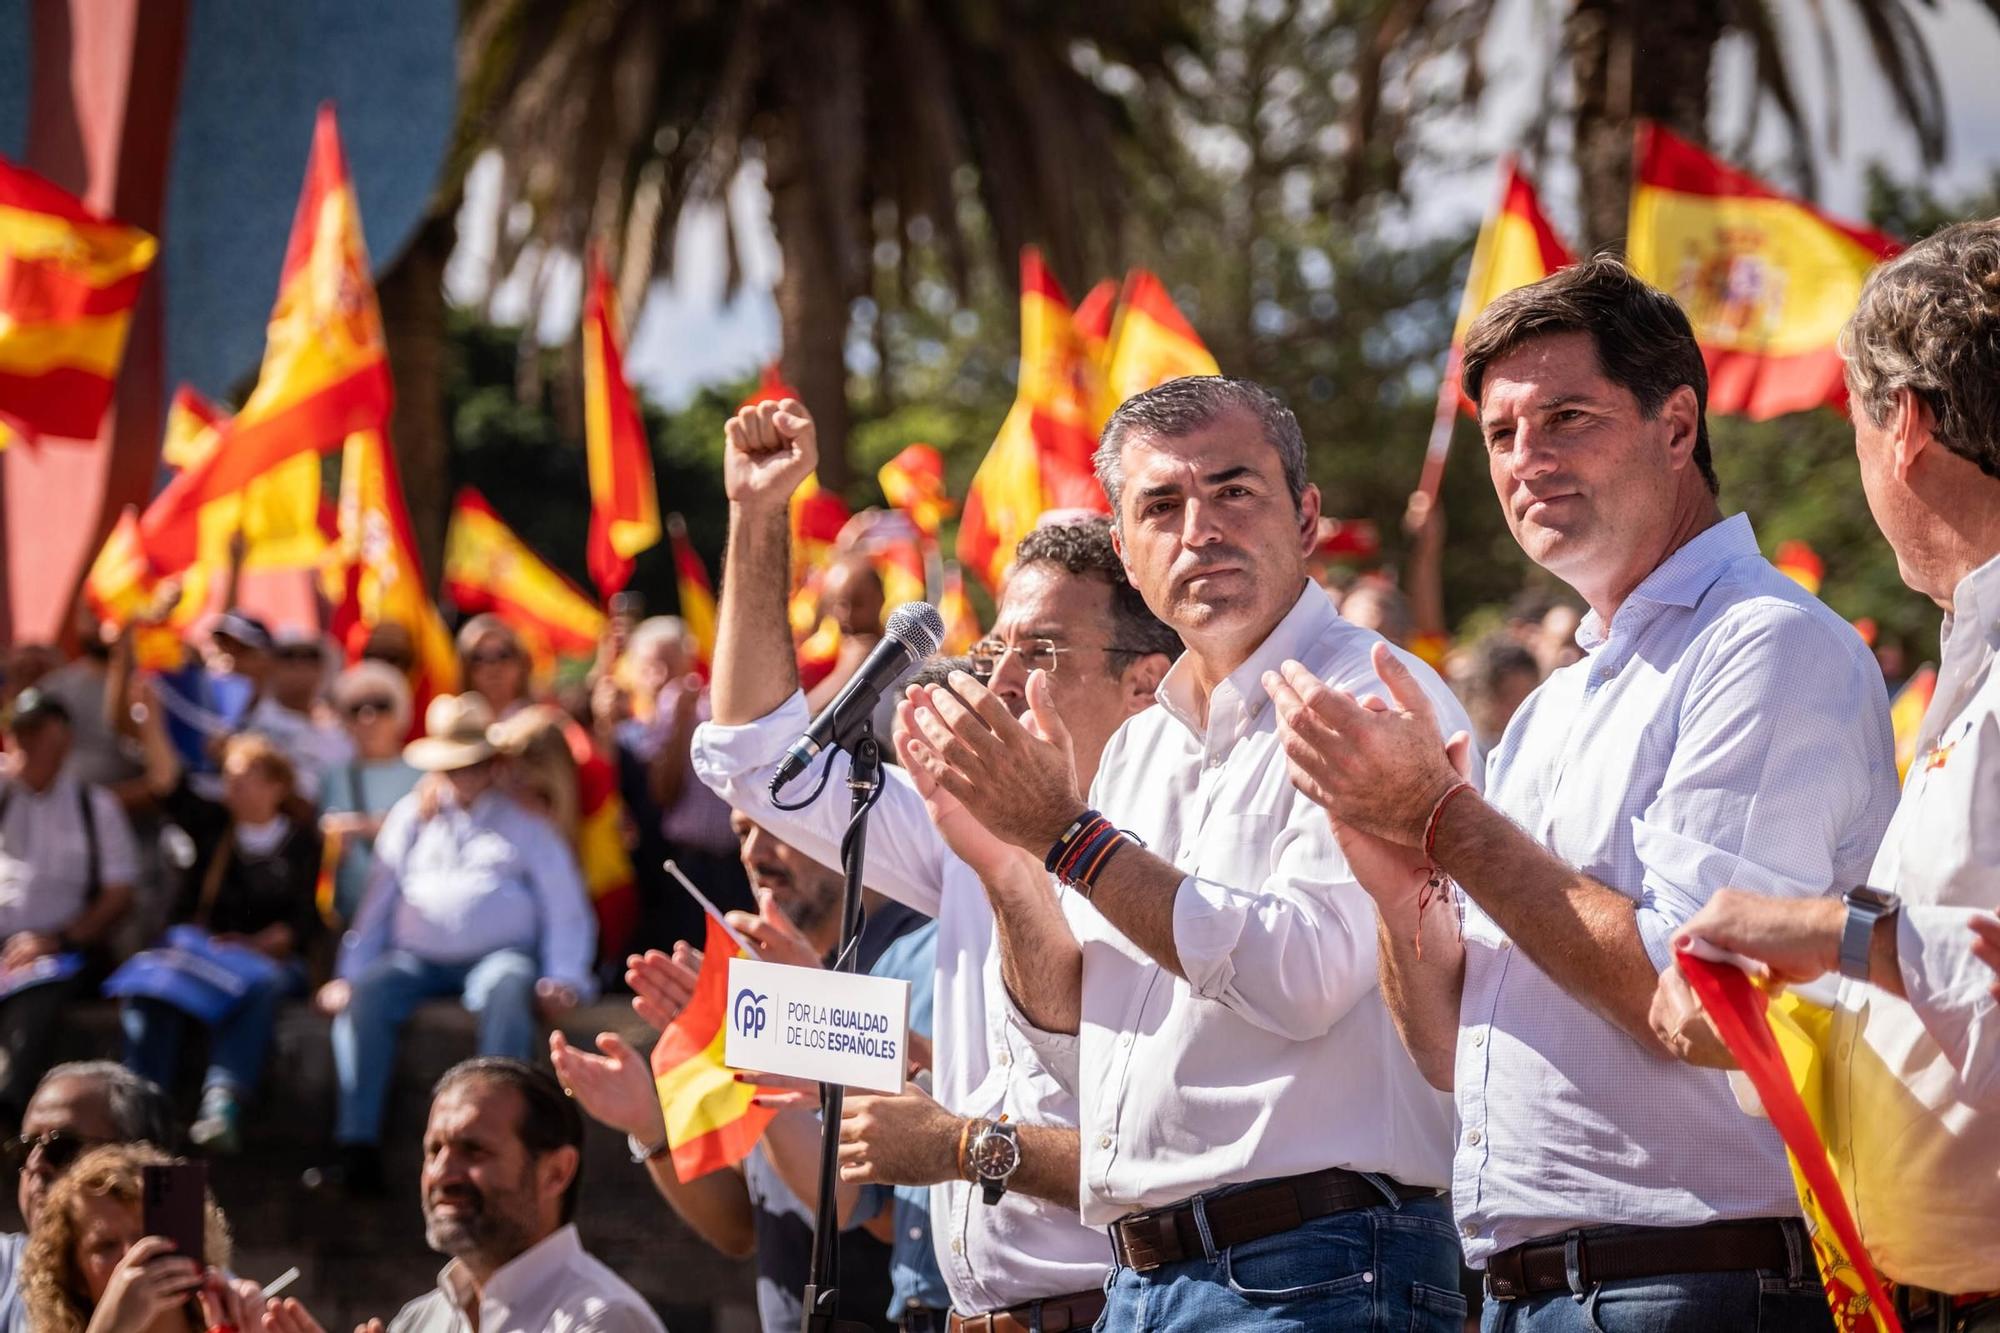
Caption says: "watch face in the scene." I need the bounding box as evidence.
[1848,885,1897,910]
[970,1130,1019,1181]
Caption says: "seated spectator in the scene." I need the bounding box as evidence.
[1449,632,1543,751]
[38,608,145,795]
[486,708,580,843]
[244,631,352,798]
[317,663,423,923]
[457,616,534,721]
[20,1142,254,1333]
[0,1062,176,1333]
[121,680,322,1152]
[312,694,596,1195]
[0,692,138,1125]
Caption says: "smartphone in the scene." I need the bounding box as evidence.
[141,1161,206,1268]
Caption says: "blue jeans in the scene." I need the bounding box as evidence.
[121,963,306,1097]
[331,948,539,1144]
[1098,1185,1467,1332]
[1480,1225,1831,1332]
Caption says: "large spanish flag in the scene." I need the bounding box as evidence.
[667,513,718,667]
[139,104,391,572]
[652,914,779,1180]
[1094,268,1221,428]
[1626,123,1902,421]
[326,429,458,707]
[958,248,1107,591]
[0,157,158,447]
[1418,159,1575,499]
[443,487,605,670]
[1677,950,1901,1332]
[583,249,661,598]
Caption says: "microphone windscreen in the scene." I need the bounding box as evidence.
[884,601,945,659]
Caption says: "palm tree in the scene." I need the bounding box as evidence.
[377,0,1194,570]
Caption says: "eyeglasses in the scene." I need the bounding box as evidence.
[967,638,1155,679]
[2,1129,111,1173]
[468,649,518,667]
[343,698,396,720]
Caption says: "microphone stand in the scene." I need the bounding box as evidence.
[800,722,884,1333]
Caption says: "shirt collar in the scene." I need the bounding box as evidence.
[436,1225,581,1316]
[1156,579,1335,742]
[1943,548,2000,657]
[1577,512,1759,650]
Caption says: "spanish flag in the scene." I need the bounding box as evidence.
[326,429,458,709]
[939,562,982,656]
[140,104,391,572]
[653,914,779,1180]
[877,443,955,540]
[83,507,160,627]
[443,487,605,672]
[1889,665,1936,783]
[1677,950,1901,1332]
[1626,123,1902,421]
[562,717,638,964]
[0,157,158,446]
[1073,278,1118,371]
[1773,539,1825,596]
[958,248,1106,591]
[1419,159,1576,498]
[1094,268,1221,427]
[583,248,661,599]
[667,513,718,667]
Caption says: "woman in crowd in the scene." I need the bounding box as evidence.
[456,615,533,720]
[121,679,323,1152]
[21,1143,249,1333]
[485,706,580,843]
[315,663,422,923]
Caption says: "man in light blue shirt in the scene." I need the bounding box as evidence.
[1271,257,1898,1332]
[313,694,597,1194]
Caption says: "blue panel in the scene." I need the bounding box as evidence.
[162,0,456,404]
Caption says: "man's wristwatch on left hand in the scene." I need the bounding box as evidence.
[962,1118,1020,1205]
[627,1132,670,1165]
[1839,885,1901,981]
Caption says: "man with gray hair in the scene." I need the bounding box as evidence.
[0,1061,174,1332]
[1651,218,2000,1331]
[904,374,1472,1329]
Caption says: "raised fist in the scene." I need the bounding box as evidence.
[724,397,819,510]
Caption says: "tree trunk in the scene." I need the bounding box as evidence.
[1567,0,1722,254]
[377,205,459,585]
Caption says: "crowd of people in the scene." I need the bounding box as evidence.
[0,219,1996,1333]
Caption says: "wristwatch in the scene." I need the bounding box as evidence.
[627,1132,670,1165]
[964,1119,1021,1205]
[1839,885,1900,981]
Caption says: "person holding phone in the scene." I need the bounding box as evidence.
[18,1143,252,1333]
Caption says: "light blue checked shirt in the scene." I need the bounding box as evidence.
[1454,513,1900,1265]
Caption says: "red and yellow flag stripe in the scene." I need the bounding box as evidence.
[583,248,661,598]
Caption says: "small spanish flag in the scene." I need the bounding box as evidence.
[877,443,956,540]
[1889,665,1936,784]
[583,247,661,599]
[653,914,779,1180]
[0,156,158,446]
[1626,123,1902,421]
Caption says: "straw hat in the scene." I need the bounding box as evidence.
[403,693,498,772]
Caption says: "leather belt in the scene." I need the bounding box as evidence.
[946,1287,1106,1333]
[1109,1167,1436,1274]
[1483,1219,1805,1300]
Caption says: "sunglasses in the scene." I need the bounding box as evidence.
[468,649,519,667]
[275,646,323,663]
[343,698,396,720]
[2,1129,111,1173]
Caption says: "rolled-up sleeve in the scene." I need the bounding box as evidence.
[1896,906,2000,1107]
[1003,983,1080,1096]
[1632,605,1899,971]
[693,692,948,918]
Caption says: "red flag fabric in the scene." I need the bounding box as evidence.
[583,248,661,598]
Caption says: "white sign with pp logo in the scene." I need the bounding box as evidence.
[723,957,911,1094]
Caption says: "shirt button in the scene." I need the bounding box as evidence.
[997,1052,1010,1066]
[951,1239,963,1255]
[1466,1128,1482,1146]
[908,1226,923,1241]
[1119,1033,1133,1048]
[1471,1032,1485,1048]
[1097,1134,1113,1149]
[1461,1222,1480,1240]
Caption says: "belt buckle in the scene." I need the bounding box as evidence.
[1483,1269,1521,1301]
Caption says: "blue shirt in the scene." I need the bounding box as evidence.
[1455,513,1900,1262]
[854,920,950,1317]
[0,1232,23,1333]
[338,787,598,998]
[317,758,424,921]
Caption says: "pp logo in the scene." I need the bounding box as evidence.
[732,988,769,1040]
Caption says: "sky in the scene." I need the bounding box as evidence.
[444,0,2000,411]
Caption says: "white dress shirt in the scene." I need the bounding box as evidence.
[693,694,1111,1313]
[1457,514,1899,1263]
[387,1224,665,1333]
[1830,549,2000,1293]
[1014,582,1465,1226]
[0,774,138,937]
[339,788,598,998]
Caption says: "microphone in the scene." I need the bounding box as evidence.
[771,601,945,794]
